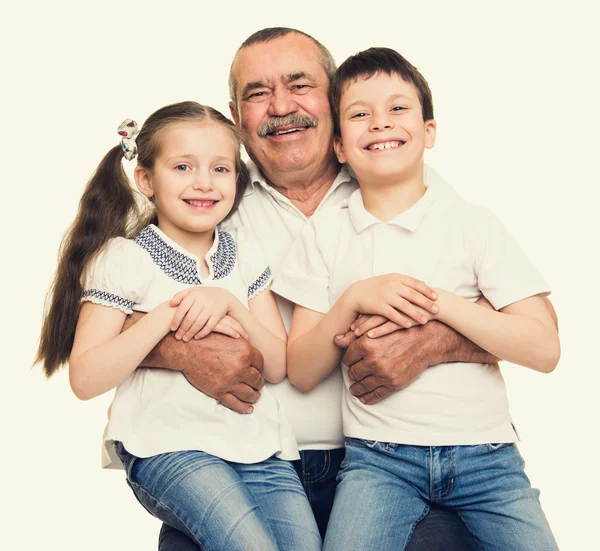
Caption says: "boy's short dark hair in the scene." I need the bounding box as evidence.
[330,47,434,136]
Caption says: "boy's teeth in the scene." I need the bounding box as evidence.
[187,200,215,206]
[369,141,402,150]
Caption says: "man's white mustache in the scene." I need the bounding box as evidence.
[258,114,318,137]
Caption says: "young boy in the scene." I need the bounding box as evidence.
[272,48,560,551]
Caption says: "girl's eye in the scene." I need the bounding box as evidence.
[214,166,229,173]
[351,112,368,119]
[392,106,406,112]
[175,164,189,171]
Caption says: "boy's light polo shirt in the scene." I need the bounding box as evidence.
[225,162,455,450]
[274,187,550,446]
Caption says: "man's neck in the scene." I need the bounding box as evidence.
[261,155,341,218]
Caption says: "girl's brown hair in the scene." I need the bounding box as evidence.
[36,101,249,377]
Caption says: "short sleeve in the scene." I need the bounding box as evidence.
[233,228,274,300]
[81,237,151,314]
[271,218,331,314]
[471,207,551,310]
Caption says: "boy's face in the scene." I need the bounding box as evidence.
[334,73,436,183]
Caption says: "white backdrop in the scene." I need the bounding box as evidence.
[3,1,599,549]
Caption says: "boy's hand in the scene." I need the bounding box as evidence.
[170,287,236,342]
[346,274,439,327]
[352,314,406,339]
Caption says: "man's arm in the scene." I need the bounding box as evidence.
[336,297,558,405]
[123,313,265,414]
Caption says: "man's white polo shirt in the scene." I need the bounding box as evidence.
[224,161,455,450]
[274,186,550,446]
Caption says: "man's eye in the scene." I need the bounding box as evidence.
[175,164,189,171]
[214,166,229,173]
[247,91,267,100]
[292,84,309,91]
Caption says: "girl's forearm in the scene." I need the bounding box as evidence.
[229,300,287,383]
[287,293,359,392]
[69,303,174,400]
[435,290,560,373]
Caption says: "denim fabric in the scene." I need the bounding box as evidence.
[324,438,558,551]
[157,447,476,551]
[115,444,321,551]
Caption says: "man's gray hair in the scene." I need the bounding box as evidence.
[228,27,337,108]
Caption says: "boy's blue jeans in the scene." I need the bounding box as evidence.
[158,448,479,551]
[324,438,559,551]
[115,443,321,551]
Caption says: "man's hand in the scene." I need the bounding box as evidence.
[335,321,448,404]
[123,313,264,414]
[334,297,499,405]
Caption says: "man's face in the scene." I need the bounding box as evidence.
[229,34,334,177]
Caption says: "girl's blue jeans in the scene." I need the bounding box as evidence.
[115,443,322,551]
[324,438,559,551]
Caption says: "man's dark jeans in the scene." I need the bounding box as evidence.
[158,449,477,550]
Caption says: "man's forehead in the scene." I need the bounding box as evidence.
[233,35,323,84]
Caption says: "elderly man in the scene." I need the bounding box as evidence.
[140,27,556,551]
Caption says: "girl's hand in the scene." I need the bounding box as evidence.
[346,274,439,328]
[195,314,248,340]
[170,287,235,341]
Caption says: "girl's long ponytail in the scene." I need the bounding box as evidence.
[36,145,140,377]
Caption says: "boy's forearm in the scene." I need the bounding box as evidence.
[435,290,559,373]
[288,295,358,392]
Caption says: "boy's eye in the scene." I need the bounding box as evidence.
[392,106,406,112]
[214,166,229,173]
[175,164,189,171]
[351,112,368,118]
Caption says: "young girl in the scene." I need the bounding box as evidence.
[274,49,560,550]
[36,101,321,551]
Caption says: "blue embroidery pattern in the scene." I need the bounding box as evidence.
[248,267,272,299]
[82,289,134,312]
[134,226,236,284]
[210,230,236,280]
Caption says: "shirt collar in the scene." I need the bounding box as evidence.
[347,185,437,234]
[246,160,354,199]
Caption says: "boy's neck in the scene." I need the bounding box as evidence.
[358,166,427,222]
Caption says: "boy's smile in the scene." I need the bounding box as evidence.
[334,73,436,187]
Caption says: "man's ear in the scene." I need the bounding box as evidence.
[333,136,347,164]
[229,102,240,126]
[134,166,154,199]
[425,119,437,149]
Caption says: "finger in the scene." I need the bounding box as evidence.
[348,375,383,397]
[355,315,388,336]
[346,358,374,382]
[381,303,416,328]
[357,385,395,405]
[342,339,366,368]
[248,347,265,376]
[222,315,248,339]
[397,286,439,315]
[229,383,261,404]
[178,304,204,340]
[195,314,221,340]
[206,321,241,339]
[169,289,189,307]
[170,297,195,332]
[350,314,365,332]
[398,275,438,301]
[178,308,209,340]
[366,321,404,338]
[219,393,254,414]
[334,330,357,349]
[240,365,265,390]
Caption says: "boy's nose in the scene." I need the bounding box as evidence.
[370,120,393,132]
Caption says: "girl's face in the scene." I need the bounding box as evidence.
[136,121,239,242]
